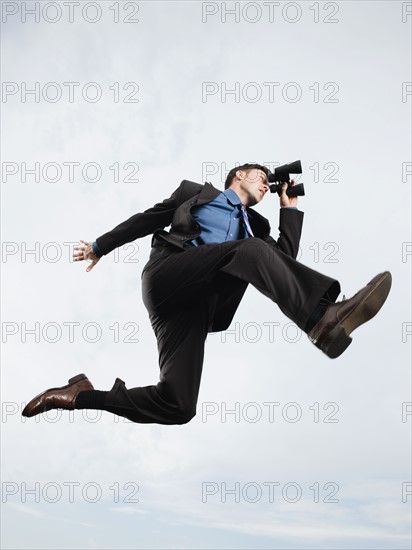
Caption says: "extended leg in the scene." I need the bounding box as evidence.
[76,299,214,424]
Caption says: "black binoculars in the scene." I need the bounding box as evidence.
[268,160,305,198]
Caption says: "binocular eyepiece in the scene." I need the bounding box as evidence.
[268,160,305,198]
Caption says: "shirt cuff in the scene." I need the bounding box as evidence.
[283,206,298,210]
[92,241,102,257]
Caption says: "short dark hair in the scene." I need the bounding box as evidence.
[224,163,270,189]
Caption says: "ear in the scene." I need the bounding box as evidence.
[235,169,244,182]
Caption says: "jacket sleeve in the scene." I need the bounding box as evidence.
[95,184,182,256]
[264,208,304,259]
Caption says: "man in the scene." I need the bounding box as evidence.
[22,164,392,424]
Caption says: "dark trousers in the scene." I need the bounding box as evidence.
[95,237,340,425]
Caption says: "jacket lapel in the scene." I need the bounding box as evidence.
[193,181,221,205]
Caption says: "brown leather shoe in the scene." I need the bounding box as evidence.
[308,271,392,358]
[22,373,94,417]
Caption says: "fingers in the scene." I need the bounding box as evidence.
[86,258,99,272]
[73,253,90,261]
[72,249,86,261]
[73,241,92,261]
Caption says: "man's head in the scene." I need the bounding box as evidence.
[224,163,270,207]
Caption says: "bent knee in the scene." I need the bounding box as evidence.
[173,408,196,425]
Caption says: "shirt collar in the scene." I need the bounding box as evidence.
[223,188,243,207]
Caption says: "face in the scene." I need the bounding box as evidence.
[235,168,269,206]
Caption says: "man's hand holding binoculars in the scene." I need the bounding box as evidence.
[280,179,299,208]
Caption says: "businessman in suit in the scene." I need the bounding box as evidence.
[22,164,392,424]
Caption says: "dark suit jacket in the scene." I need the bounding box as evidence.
[96,180,304,332]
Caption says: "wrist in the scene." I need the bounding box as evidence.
[92,241,102,257]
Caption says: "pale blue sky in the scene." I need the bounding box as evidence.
[1,1,411,549]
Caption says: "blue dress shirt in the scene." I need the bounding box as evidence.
[91,189,297,256]
[187,188,248,247]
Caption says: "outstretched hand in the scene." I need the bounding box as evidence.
[73,239,100,272]
[280,179,299,208]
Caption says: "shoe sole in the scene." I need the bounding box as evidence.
[322,271,392,358]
